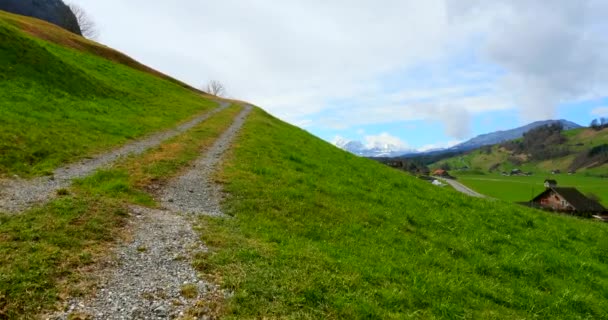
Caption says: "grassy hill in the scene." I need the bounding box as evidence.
[0,10,217,178]
[434,127,608,176]
[1,9,608,320]
[195,109,608,319]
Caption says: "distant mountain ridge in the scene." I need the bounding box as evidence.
[404,119,582,158]
[452,119,581,152]
[334,119,582,158]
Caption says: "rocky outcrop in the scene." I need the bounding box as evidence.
[0,0,81,35]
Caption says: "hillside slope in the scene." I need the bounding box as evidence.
[453,119,581,151]
[196,108,608,319]
[0,11,217,177]
[435,127,608,176]
[1,8,607,320]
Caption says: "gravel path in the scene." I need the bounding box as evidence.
[160,105,253,215]
[50,104,253,320]
[51,207,223,320]
[0,102,230,214]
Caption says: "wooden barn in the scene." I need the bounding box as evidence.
[531,186,606,214]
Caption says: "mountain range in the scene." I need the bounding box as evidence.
[451,119,581,151]
[334,119,582,157]
[333,137,415,157]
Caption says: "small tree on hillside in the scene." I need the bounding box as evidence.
[204,80,226,97]
[68,3,99,40]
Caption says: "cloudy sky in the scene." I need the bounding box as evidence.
[72,0,608,151]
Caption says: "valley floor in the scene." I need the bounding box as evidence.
[453,172,608,207]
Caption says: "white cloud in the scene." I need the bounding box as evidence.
[363,133,410,150]
[418,140,462,152]
[331,135,348,145]
[591,107,608,117]
[448,1,608,121]
[71,0,608,141]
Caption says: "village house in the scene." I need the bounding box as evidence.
[530,180,606,214]
[432,169,451,178]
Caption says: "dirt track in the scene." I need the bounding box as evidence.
[0,101,230,214]
[51,105,253,320]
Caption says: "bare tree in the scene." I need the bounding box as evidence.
[68,3,99,40]
[204,80,226,97]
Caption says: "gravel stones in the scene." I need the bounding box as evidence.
[48,104,252,319]
[0,102,230,214]
[51,207,222,319]
[160,105,253,216]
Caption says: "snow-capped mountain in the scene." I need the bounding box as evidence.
[334,138,415,158]
[333,119,582,158]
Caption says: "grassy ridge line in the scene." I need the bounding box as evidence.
[0,104,241,319]
[0,10,204,94]
[196,108,608,319]
[0,18,217,177]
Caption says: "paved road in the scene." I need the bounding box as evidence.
[436,177,486,198]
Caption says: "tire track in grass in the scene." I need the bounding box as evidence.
[160,104,253,215]
[50,105,253,320]
[0,101,231,214]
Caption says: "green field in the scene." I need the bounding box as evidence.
[454,172,608,207]
[0,12,216,178]
[195,108,608,319]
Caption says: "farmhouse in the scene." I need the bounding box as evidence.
[530,183,606,214]
[432,169,451,178]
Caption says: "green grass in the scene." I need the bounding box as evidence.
[0,195,128,318]
[453,173,608,207]
[196,108,608,319]
[0,105,242,318]
[73,104,242,203]
[0,17,216,177]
